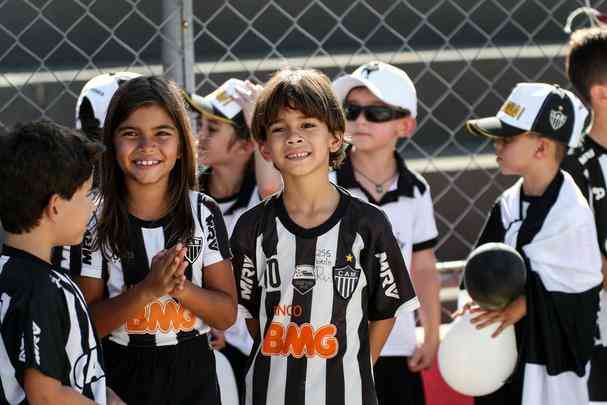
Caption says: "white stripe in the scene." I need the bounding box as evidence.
[343,233,365,405]
[0,293,26,404]
[304,223,340,405]
[522,363,590,405]
[265,219,294,405]
[141,228,165,269]
[107,259,129,345]
[63,291,82,392]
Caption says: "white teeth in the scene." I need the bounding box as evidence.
[287,152,310,160]
[135,160,160,166]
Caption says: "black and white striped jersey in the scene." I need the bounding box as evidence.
[232,186,419,405]
[331,151,438,357]
[468,171,602,405]
[0,246,106,404]
[562,134,607,403]
[57,191,232,348]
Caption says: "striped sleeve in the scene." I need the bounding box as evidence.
[199,194,232,267]
[230,209,261,319]
[56,224,104,279]
[365,208,419,321]
[21,280,69,383]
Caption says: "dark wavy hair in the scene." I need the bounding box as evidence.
[96,76,197,259]
[566,27,607,104]
[251,68,347,169]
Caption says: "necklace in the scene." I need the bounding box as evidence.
[353,168,397,194]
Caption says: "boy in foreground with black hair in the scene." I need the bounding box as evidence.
[463,83,603,405]
[231,68,419,405]
[560,27,607,405]
[0,121,113,403]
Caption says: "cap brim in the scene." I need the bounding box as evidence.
[466,117,526,139]
[182,91,234,125]
[333,75,384,105]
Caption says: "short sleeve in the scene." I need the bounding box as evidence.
[231,212,262,320]
[200,196,232,267]
[364,210,419,321]
[412,187,439,252]
[21,283,69,382]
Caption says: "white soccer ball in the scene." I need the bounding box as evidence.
[438,312,517,397]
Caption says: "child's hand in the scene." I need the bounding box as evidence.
[470,296,526,338]
[142,244,187,300]
[232,80,263,129]
[408,334,439,372]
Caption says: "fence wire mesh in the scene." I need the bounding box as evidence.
[1,0,605,264]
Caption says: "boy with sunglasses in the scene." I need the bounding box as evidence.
[332,61,441,405]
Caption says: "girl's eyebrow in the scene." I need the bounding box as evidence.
[116,124,177,132]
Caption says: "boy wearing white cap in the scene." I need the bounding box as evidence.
[332,61,440,405]
[464,83,603,405]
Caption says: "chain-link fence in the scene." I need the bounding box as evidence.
[1,0,605,264]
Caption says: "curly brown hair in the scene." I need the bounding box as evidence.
[251,68,347,169]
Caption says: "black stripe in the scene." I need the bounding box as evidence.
[70,245,82,278]
[201,194,232,259]
[284,236,316,405]
[412,237,438,252]
[326,216,354,405]
[252,205,280,405]
[253,291,280,405]
[121,223,154,347]
[101,257,109,299]
[357,285,375,405]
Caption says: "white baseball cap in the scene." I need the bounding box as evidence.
[183,78,248,129]
[332,61,417,118]
[75,71,141,130]
[467,83,589,148]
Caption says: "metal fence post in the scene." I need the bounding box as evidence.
[161,0,184,86]
[181,0,195,96]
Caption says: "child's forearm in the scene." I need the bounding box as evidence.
[24,369,97,405]
[177,280,237,330]
[368,318,396,364]
[410,250,441,344]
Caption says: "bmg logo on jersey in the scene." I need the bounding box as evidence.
[126,298,196,334]
[262,322,338,359]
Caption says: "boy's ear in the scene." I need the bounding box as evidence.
[43,193,63,223]
[329,131,344,153]
[398,117,417,139]
[258,141,273,162]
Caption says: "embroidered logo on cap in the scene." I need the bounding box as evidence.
[501,101,524,119]
[361,62,380,79]
[549,108,567,130]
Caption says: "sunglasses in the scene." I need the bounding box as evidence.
[343,104,410,123]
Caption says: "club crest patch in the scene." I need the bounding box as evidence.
[549,109,567,130]
[292,265,316,295]
[333,265,361,300]
[185,237,203,264]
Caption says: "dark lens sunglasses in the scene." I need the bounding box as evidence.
[343,104,410,123]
